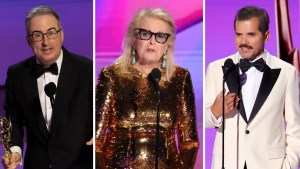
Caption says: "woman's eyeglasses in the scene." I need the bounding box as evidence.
[135,28,171,44]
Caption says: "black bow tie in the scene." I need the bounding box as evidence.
[239,58,265,73]
[35,63,58,77]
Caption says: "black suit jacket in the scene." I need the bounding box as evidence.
[4,49,93,169]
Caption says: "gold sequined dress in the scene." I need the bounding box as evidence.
[96,64,199,169]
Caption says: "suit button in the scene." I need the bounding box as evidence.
[245,130,250,134]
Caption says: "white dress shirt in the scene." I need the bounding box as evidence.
[37,52,63,130]
[239,51,265,120]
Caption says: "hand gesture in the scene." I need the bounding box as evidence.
[2,153,21,169]
[211,90,239,118]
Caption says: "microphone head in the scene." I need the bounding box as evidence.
[223,58,235,80]
[224,58,234,71]
[44,82,57,97]
[150,68,161,82]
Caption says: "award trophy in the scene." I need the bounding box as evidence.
[0,116,12,157]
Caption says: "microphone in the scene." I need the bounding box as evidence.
[149,68,161,169]
[149,68,162,94]
[221,58,235,169]
[223,58,235,81]
[221,58,233,169]
[44,82,57,108]
[44,82,57,168]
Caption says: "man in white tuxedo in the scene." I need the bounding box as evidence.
[206,6,300,169]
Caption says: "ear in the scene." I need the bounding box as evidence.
[164,46,168,54]
[26,36,31,46]
[60,30,64,42]
[264,31,270,42]
[131,38,136,50]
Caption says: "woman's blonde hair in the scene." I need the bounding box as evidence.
[116,8,176,80]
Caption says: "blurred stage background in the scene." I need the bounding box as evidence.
[205,0,300,168]
[96,0,203,168]
[0,0,92,168]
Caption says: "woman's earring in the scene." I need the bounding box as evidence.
[162,54,167,68]
[131,50,136,64]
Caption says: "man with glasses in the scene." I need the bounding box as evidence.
[2,6,92,169]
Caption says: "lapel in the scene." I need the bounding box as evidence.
[223,63,240,94]
[238,93,247,123]
[26,57,50,139]
[50,49,77,134]
[248,64,281,123]
[222,55,249,122]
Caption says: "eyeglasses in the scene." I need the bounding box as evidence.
[134,28,171,44]
[28,28,62,42]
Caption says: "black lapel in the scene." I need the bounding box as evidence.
[223,64,248,123]
[248,65,281,123]
[238,92,248,123]
[26,58,50,139]
[50,49,77,134]
[223,63,240,94]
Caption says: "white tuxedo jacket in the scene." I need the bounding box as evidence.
[205,51,300,169]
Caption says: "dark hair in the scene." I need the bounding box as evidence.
[234,6,269,34]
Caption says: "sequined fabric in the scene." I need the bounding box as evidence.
[96,64,199,169]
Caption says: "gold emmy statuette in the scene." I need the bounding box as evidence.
[0,117,12,157]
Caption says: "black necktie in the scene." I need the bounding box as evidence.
[239,58,265,73]
[35,62,58,77]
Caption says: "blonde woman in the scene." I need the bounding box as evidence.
[96,8,199,169]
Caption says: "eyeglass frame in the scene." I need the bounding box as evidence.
[27,28,62,42]
[134,28,171,44]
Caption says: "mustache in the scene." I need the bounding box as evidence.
[239,44,253,49]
